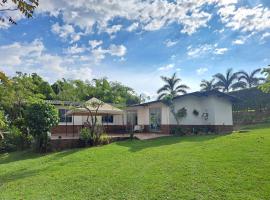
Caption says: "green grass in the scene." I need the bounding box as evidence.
[1,125,270,200]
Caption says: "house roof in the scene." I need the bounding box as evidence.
[66,97,124,116]
[129,90,239,107]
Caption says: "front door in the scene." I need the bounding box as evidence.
[149,108,161,132]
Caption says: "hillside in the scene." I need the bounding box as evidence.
[1,125,270,199]
[229,87,270,111]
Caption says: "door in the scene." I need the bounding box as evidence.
[149,108,161,132]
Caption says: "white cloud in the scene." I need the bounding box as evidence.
[261,32,270,40]
[91,44,127,63]
[164,39,178,47]
[158,64,175,71]
[232,39,245,45]
[65,44,86,54]
[89,40,103,49]
[104,24,122,36]
[51,23,83,43]
[187,44,228,58]
[0,40,94,82]
[127,22,139,32]
[218,4,270,33]
[214,48,228,55]
[37,0,234,37]
[196,67,208,75]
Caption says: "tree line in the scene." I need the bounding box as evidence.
[157,67,269,100]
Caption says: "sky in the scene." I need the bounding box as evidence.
[0,0,270,99]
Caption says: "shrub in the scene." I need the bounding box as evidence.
[0,126,33,152]
[25,101,59,153]
[79,128,90,146]
[98,134,110,145]
[170,126,186,136]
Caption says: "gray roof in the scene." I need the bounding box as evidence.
[129,90,239,107]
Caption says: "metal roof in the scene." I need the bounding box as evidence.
[129,90,239,107]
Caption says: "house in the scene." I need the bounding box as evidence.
[48,90,237,138]
[126,90,237,134]
[47,98,126,138]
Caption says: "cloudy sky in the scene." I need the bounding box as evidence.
[0,0,270,98]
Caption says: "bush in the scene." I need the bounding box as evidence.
[79,128,90,146]
[25,101,59,153]
[98,134,110,145]
[170,126,187,136]
[0,126,33,152]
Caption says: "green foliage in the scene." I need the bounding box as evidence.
[157,73,189,100]
[0,110,7,130]
[200,79,217,91]
[213,68,246,92]
[0,0,39,25]
[177,107,187,119]
[0,126,32,152]
[79,128,90,146]
[25,101,59,152]
[259,66,270,93]
[170,126,186,136]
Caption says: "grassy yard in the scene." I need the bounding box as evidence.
[1,125,270,200]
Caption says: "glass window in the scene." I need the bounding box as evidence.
[59,109,72,123]
[102,115,114,123]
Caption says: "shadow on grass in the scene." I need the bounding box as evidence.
[0,148,83,165]
[116,134,228,152]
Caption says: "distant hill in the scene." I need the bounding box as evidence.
[229,87,270,111]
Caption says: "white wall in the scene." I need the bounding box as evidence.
[169,95,233,125]
[127,95,233,126]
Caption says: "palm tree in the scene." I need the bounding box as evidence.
[213,68,246,92]
[157,73,189,100]
[237,68,265,88]
[200,79,217,91]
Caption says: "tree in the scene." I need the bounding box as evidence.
[213,68,246,92]
[237,68,265,88]
[0,71,10,85]
[259,65,270,93]
[25,101,58,152]
[0,72,42,120]
[79,98,104,145]
[0,0,39,25]
[0,110,7,139]
[157,72,189,100]
[200,79,217,91]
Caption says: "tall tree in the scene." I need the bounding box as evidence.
[200,79,217,91]
[237,68,265,88]
[213,68,246,92]
[157,73,189,100]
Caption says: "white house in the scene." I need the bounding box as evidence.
[126,90,237,134]
[48,90,237,137]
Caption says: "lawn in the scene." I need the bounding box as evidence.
[1,125,270,200]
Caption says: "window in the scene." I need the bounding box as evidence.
[102,115,114,123]
[59,109,72,123]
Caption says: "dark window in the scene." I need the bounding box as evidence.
[59,109,72,123]
[102,115,113,123]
